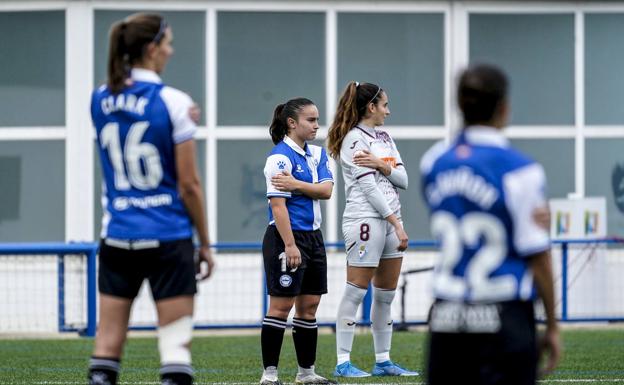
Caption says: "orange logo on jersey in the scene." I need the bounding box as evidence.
[381,157,397,168]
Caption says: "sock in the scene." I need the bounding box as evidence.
[335,283,367,365]
[261,316,287,369]
[88,356,120,385]
[371,286,396,363]
[292,317,318,369]
[160,364,193,385]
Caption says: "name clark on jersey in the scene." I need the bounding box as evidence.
[425,166,499,209]
[101,93,149,115]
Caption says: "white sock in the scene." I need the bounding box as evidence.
[335,283,367,365]
[371,286,396,363]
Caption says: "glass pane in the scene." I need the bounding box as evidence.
[0,11,65,126]
[0,141,65,241]
[510,139,575,199]
[585,14,624,125]
[470,14,574,125]
[217,139,329,243]
[94,11,206,124]
[335,139,436,241]
[586,139,624,235]
[217,140,276,243]
[93,139,206,240]
[338,13,444,125]
[218,12,325,126]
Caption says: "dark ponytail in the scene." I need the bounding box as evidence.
[327,81,383,159]
[269,98,315,144]
[107,13,166,94]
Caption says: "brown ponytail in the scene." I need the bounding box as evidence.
[106,13,165,94]
[327,81,383,159]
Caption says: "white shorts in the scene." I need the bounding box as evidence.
[342,217,404,267]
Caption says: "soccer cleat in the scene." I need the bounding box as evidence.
[333,361,371,377]
[295,372,337,384]
[371,360,419,376]
[260,367,283,385]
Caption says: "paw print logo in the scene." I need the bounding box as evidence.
[277,160,286,170]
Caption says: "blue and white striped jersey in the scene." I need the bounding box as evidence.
[92,69,196,241]
[420,126,550,303]
[264,136,333,231]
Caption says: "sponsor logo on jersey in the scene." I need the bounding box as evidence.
[112,194,173,211]
[279,274,293,287]
[381,157,397,168]
[277,160,286,170]
[349,141,358,149]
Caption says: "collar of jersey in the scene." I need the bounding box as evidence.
[283,136,311,157]
[131,68,162,84]
[355,123,376,139]
[463,125,509,148]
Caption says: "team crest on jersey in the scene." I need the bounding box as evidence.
[358,244,367,258]
[279,274,293,287]
[295,164,304,173]
[456,144,472,159]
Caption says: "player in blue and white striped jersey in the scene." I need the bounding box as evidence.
[260,98,335,385]
[421,64,561,385]
[89,13,213,385]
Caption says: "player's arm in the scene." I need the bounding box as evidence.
[269,197,301,269]
[530,249,561,376]
[165,87,213,280]
[176,139,214,280]
[271,171,332,200]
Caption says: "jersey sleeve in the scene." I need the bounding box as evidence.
[385,137,408,189]
[341,135,376,180]
[264,154,293,198]
[160,86,197,144]
[503,163,550,257]
[317,147,334,183]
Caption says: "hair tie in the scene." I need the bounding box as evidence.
[355,81,360,88]
[152,19,168,43]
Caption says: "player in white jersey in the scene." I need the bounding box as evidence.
[327,82,417,377]
[88,14,214,385]
[421,64,560,384]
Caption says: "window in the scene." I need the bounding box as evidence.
[0,11,65,126]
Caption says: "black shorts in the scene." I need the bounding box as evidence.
[262,225,328,297]
[427,300,537,385]
[98,238,197,301]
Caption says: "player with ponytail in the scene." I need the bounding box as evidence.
[260,98,335,385]
[328,82,417,378]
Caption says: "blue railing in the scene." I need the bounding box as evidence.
[0,238,622,337]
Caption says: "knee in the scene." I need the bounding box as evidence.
[158,316,193,365]
[373,286,396,304]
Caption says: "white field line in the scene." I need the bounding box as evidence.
[27,380,624,385]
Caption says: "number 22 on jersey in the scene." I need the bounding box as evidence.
[431,211,516,302]
[100,121,163,191]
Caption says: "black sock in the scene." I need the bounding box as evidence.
[88,356,120,385]
[160,364,193,385]
[292,317,318,369]
[261,316,287,369]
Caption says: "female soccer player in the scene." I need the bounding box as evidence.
[89,13,214,385]
[327,82,418,377]
[421,64,560,385]
[260,97,335,385]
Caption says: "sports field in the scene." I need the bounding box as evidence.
[0,328,622,384]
